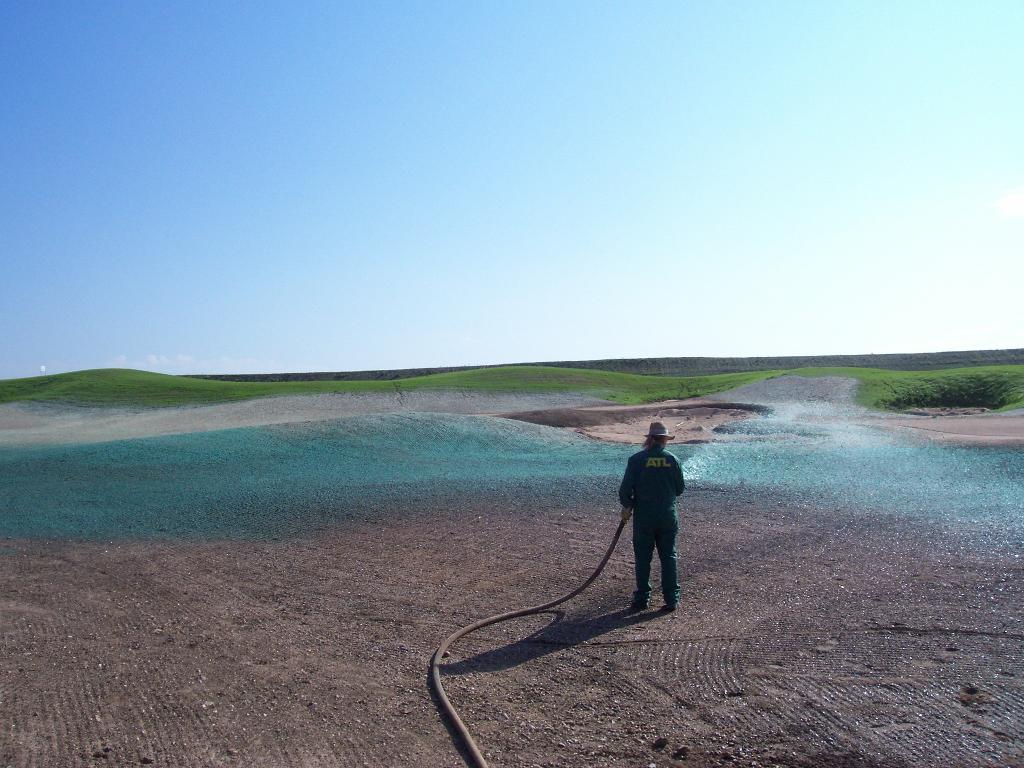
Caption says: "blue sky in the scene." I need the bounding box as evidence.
[2,1,1022,378]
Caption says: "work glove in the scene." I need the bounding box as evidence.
[620,506,633,523]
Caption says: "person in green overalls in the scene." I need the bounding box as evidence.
[618,421,685,612]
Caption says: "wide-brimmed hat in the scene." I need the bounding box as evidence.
[646,421,674,439]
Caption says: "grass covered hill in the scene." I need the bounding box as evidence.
[814,365,1024,412]
[1,365,1023,411]
[192,348,1024,381]
[0,367,776,408]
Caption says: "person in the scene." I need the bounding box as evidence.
[618,421,685,612]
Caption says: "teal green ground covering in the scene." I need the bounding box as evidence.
[0,415,633,539]
[1,412,1021,541]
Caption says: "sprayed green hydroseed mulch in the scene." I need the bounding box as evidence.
[2,412,1021,542]
[0,414,630,539]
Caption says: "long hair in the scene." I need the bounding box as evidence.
[643,435,669,450]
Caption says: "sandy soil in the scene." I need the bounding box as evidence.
[2,487,1021,768]
[503,401,767,444]
[867,414,1024,447]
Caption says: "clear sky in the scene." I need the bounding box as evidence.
[2,1,1022,378]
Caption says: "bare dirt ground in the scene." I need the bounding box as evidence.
[502,401,766,444]
[2,487,1021,768]
[709,377,863,407]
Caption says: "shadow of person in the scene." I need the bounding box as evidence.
[442,607,658,675]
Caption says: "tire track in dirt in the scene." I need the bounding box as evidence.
[752,676,1003,766]
[737,630,1021,766]
[587,621,1024,767]
[631,637,745,697]
[165,540,417,768]
[147,665,217,766]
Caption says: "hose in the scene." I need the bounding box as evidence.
[429,514,629,768]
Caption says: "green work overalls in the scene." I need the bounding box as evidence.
[618,445,685,606]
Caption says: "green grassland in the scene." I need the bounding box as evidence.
[790,366,1024,412]
[0,366,778,408]
[1,365,1023,411]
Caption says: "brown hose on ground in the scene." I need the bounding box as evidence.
[429,514,628,768]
